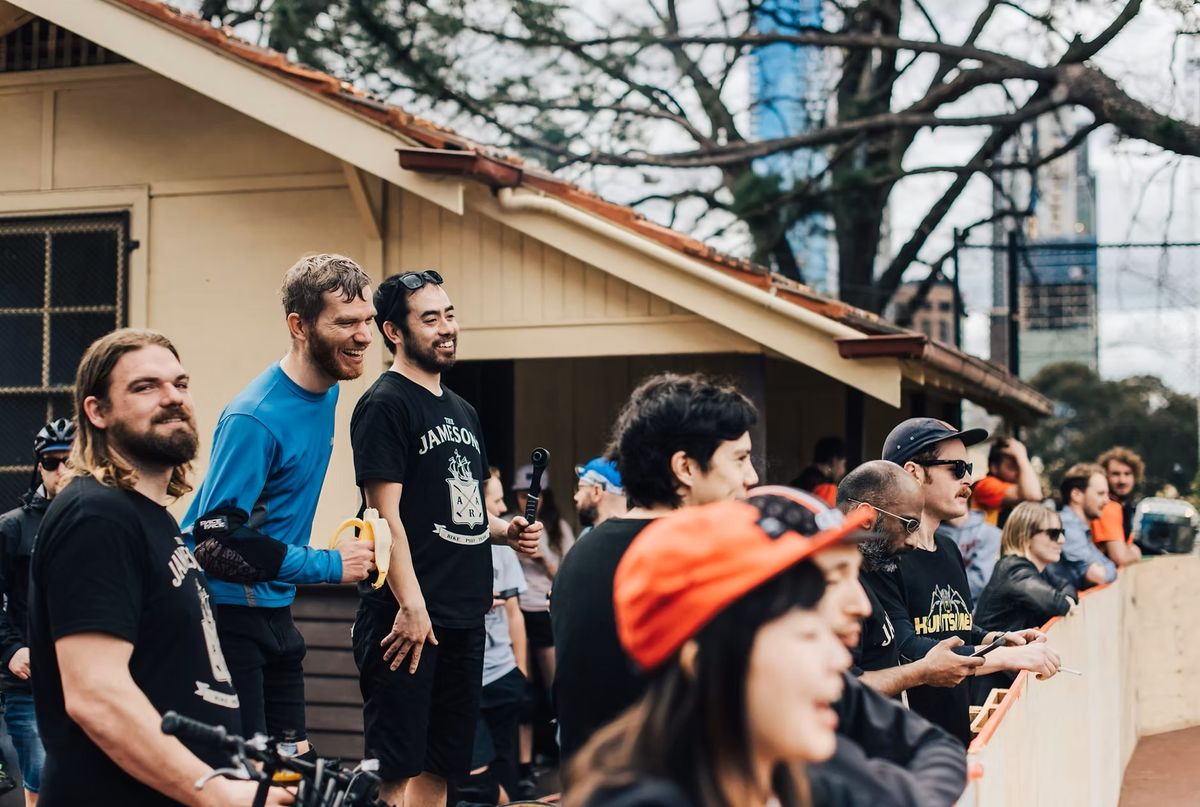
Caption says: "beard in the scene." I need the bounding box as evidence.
[578,503,598,528]
[402,328,457,373]
[308,328,363,382]
[108,406,199,468]
[859,536,899,573]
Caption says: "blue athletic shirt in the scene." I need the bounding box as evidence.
[183,362,343,608]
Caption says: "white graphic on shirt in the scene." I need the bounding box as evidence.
[880,612,896,647]
[433,450,488,545]
[913,585,973,635]
[195,579,232,684]
[194,681,240,709]
[168,539,202,588]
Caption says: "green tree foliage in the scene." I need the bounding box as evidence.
[1027,361,1198,499]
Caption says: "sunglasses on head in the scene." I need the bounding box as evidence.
[398,270,444,291]
[40,456,66,471]
[916,458,973,479]
[1039,528,1065,541]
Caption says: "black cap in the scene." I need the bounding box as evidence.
[882,418,989,465]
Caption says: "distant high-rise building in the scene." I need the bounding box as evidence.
[991,113,1099,378]
[751,0,833,292]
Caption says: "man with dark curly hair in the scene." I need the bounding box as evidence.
[550,373,759,764]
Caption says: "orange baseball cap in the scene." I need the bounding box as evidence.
[613,497,875,671]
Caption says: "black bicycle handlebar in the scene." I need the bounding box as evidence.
[161,711,233,751]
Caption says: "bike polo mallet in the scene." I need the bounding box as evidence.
[524,447,551,526]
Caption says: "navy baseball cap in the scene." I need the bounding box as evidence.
[882,418,988,465]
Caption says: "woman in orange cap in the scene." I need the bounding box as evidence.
[564,498,874,807]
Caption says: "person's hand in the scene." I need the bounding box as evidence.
[7,647,30,680]
[1131,543,1143,562]
[1084,562,1110,586]
[1066,597,1079,616]
[919,637,984,687]
[197,777,295,806]
[382,599,437,674]
[507,516,543,555]
[999,643,1061,679]
[337,538,376,583]
[1007,628,1047,645]
[1003,439,1029,461]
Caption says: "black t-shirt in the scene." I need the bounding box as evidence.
[551,517,653,761]
[351,371,491,628]
[851,572,901,677]
[582,778,695,807]
[29,476,242,807]
[862,534,983,745]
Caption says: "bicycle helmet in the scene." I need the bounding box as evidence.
[33,418,75,456]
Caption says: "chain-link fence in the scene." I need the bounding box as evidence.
[0,214,127,509]
[950,237,1200,392]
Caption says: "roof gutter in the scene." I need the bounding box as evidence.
[398,147,523,188]
[495,186,857,341]
[836,334,1052,418]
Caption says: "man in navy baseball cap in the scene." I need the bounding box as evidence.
[882,418,988,466]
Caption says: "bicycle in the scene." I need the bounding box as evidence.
[161,711,385,807]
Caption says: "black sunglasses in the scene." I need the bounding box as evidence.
[916,458,973,479]
[1039,528,1065,541]
[398,270,444,291]
[847,499,921,534]
[40,456,66,471]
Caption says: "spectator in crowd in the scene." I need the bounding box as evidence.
[511,467,574,788]
[454,472,530,806]
[1049,463,1118,591]
[748,487,969,807]
[970,438,1042,526]
[349,270,541,807]
[0,419,75,806]
[29,329,290,807]
[551,373,758,764]
[565,499,860,807]
[972,502,1077,704]
[1093,448,1144,565]
[863,418,1061,745]
[182,255,377,749]
[834,462,983,701]
[792,436,847,507]
[572,457,627,536]
[935,509,1001,602]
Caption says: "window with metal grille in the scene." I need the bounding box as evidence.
[0,214,127,509]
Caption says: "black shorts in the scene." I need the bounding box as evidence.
[352,604,485,782]
[521,609,554,650]
[215,604,307,739]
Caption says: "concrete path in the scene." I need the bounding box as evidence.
[1120,726,1200,806]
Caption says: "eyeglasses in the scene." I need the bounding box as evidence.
[916,458,973,480]
[40,456,66,471]
[847,499,921,534]
[398,270,444,291]
[1038,528,1065,541]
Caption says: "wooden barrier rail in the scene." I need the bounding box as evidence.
[960,555,1200,807]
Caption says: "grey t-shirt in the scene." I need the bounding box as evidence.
[483,545,527,686]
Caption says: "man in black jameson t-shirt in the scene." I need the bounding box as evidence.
[350,272,541,807]
[863,419,1062,746]
[29,329,286,807]
[551,373,759,765]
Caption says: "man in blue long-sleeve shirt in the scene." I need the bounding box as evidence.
[183,254,377,748]
[1049,463,1117,591]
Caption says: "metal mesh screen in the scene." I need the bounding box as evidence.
[0,214,126,509]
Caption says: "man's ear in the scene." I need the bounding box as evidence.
[81,395,108,429]
[382,320,404,350]
[286,312,307,343]
[669,450,694,492]
[679,638,700,680]
[903,461,924,484]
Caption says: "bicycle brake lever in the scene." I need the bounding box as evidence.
[194,767,252,790]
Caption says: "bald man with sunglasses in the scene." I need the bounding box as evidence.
[858,420,1061,746]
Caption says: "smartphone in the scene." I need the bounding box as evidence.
[971,634,1008,657]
